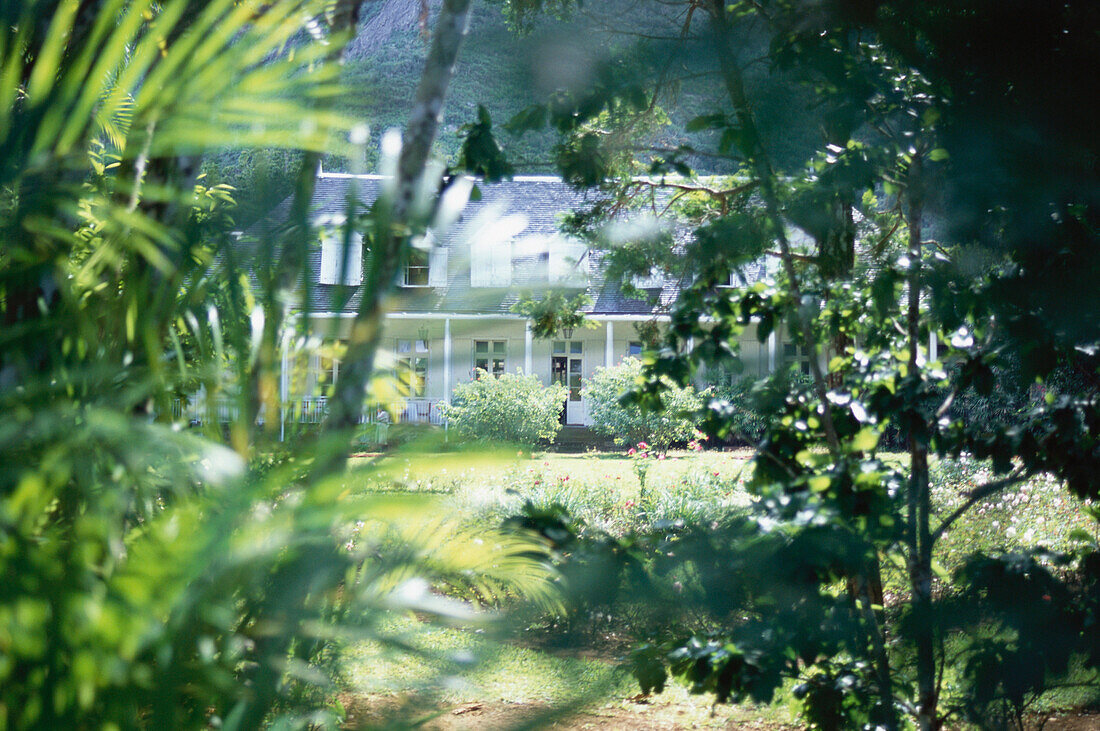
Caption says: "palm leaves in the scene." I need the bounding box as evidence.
[0,1,556,727]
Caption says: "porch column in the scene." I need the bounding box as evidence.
[768,330,778,373]
[524,321,533,374]
[605,319,614,368]
[687,335,705,382]
[928,330,938,362]
[443,317,452,404]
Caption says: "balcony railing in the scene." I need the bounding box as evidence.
[170,397,446,427]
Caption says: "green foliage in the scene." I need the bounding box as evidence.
[583,357,702,450]
[457,104,515,181]
[485,1,1100,728]
[512,290,595,338]
[0,1,556,726]
[704,376,770,445]
[441,370,568,446]
[502,499,650,629]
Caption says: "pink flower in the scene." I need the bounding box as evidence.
[713,471,720,477]
[627,448,636,455]
[624,500,636,509]
[638,441,649,449]
[658,454,666,461]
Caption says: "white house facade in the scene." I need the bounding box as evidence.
[255,173,798,429]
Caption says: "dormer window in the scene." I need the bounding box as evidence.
[631,268,664,289]
[401,234,448,287]
[404,249,430,287]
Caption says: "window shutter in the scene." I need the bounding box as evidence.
[319,239,338,284]
[470,242,491,287]
[490,239,512,286]
[428,245,448,287]
[319,232,362,285]
[345,234,363,284]
[550,238,588,284]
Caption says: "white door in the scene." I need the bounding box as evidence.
[551,340,585,425]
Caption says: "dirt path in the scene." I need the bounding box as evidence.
[341,694,800,729]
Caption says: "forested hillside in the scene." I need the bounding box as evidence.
[207,0,819,225]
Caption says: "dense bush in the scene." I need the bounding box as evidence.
[0,1,560,725]
[441,370,567,446]
[583,357,702,450]
[704,375,770,444]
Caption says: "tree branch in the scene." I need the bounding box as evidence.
[708,0,841,457]
[930,470,1029,544]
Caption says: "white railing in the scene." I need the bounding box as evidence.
[170,396,446,426]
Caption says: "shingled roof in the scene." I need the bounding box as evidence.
[247,173,767,316]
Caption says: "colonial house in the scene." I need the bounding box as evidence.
[253,173,802,430]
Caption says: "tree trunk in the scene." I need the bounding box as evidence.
[904,153,937,731]
[320,0,472,459]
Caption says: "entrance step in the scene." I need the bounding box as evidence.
[549,426,617,453]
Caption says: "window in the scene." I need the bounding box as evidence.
[473,340,506,377]
[715,269,744,288]
[784,342,813,376]
[631,268,664,289]
[627,341,643,357]
[403,248,430,287]
[305,341,346,396]
[396,339,428,396]
[553,340,582,355]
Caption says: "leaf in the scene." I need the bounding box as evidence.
[850,427,879,452]
[504,103,547,135]
[929,148,949,162]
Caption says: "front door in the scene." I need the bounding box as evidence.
[551,340,585,425]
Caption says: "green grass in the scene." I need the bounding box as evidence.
[343,615,798,727]
[351,448,756,535]
[351,449,1098,560]
[341,448,1100,725]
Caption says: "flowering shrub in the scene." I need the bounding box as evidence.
[441,370,567,447]
[930,457,1097,573]
[640,466,752,527]
[583,357,702,449]
[628,441,662,498]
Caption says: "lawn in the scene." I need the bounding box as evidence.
[342,616,799,729]
[341,448,1099,728]
[351,448,756,534]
